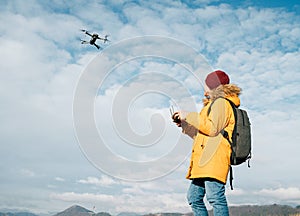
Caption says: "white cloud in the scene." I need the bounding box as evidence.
[78,176,118,187]
[256,187,300,201]
[55,177,66,182]
[20,169,36,177]
[50,192,114,203]
[121,180,175,194]
[226,187,246,196]
[114,192,189,214]
[49,190,190,214]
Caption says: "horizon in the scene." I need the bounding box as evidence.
[2,203,300,215]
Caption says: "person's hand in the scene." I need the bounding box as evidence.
[172,111,188,127]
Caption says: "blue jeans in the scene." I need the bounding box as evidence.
[187,178,229,216]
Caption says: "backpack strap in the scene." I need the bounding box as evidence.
[229,166,233,190]
[207,97,236,147]
[207,97,236,117]
[207,97,236,190]
[224,98,238,165]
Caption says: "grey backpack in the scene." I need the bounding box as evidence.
[208,97,252,189]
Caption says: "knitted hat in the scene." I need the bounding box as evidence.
[205,70,230,90]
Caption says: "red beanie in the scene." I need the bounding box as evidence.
[205,70,230,90]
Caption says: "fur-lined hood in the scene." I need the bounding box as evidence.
[202,84,242,106]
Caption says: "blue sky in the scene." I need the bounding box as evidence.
[0,0,300,215]
[208,0,299,10]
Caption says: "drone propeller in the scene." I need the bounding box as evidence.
[80,29,93,36]
[102,35,110,43]
[80,39,89,44]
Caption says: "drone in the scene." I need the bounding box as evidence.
[80,29,110,49]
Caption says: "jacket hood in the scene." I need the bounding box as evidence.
[202,84,241,106]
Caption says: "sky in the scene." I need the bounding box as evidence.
[0,0,300,215]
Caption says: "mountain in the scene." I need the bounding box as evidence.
[53,205,94,216]
[1,204,300,216]
[53,205,112,216]
[0,213,38,216]
[117,213,141,216]
[228,204,300,216]
[143,214,192,216]
[94,213,111,216]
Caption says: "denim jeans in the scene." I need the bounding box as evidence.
[187,178,229,216]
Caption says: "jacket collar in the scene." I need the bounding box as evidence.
[203,84,241,106]
[225,95,240,107]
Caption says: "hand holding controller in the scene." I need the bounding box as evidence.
[170,106,182,127]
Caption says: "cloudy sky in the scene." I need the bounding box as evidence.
[0,0,300,215]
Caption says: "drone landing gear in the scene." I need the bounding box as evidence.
[93,44,100,49]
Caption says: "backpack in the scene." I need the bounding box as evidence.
[208,97,252,189]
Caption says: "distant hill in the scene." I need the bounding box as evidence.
[143,213,192,216]
[0,212,38,216]
[1,204,300,216]
[143,205,300,216]
[228,204,300,216]
[117,213,141,216]
[53,205,95,216]
[53,205,111,216]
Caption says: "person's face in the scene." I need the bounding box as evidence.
[204,84,211,98]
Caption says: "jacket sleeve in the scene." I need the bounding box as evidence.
[198,99,231,137]
[181,112,200,139]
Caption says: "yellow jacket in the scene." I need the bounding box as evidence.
[182,84,241,184]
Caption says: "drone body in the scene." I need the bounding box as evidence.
[80,29,109,49]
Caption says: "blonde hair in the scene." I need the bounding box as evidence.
[202,84,242,106]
